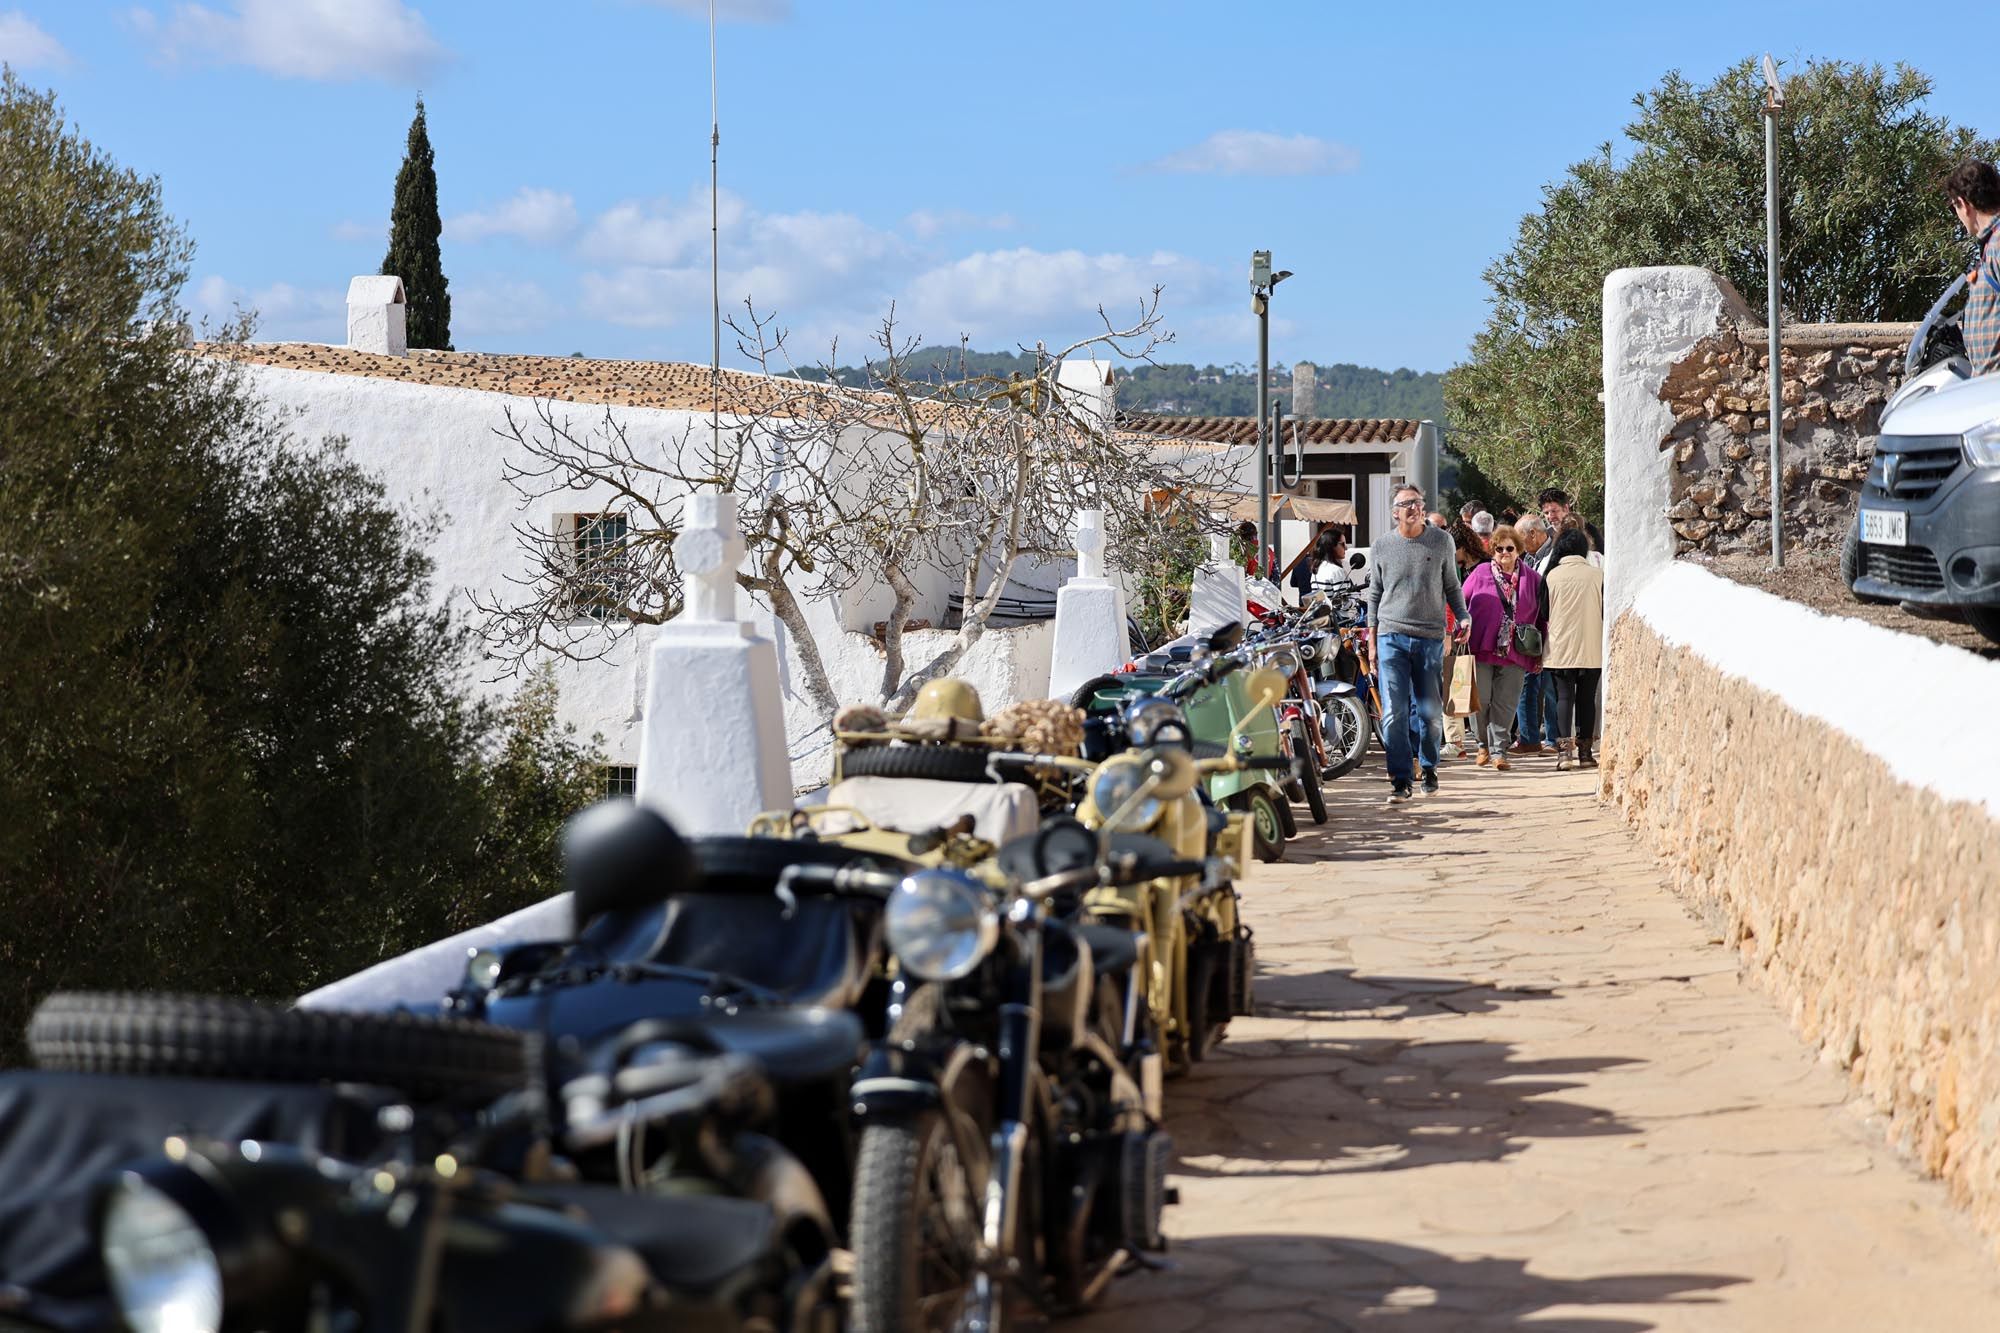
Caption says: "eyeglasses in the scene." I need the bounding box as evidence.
[1393,499,1425,511]
[1493,545,1517,553]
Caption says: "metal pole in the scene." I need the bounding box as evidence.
[1764,71,1783,569]
[1256,295,1270,578]
[709,0,721,463]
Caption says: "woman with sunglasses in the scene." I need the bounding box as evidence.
[1460,524,1548,769]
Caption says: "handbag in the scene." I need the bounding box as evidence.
[1497,571,1543,658]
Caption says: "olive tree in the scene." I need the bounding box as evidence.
[1445,58,1994,515]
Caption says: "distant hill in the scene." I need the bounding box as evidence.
[794,348,1447,423]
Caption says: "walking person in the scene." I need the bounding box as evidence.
[1511,513,1555,753]
[1368,485,1469,803]
[1462,525,1546,771]
[1446,522,1487,757]
[1543,527,1605,770]
[1946,159,2000,375]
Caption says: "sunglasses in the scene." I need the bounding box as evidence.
[1493,545,1517,553]
[1393,499,1425,511]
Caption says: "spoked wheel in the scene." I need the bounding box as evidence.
[1287,717,1328,825]
[1232,791,1286,863]
[851,1110,988,1333]
[1320,693,1369,782]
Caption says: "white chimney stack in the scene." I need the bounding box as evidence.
[346,275,408,356]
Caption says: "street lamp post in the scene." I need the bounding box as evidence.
[1250,251,1293,575]
[1763,54,1785,569]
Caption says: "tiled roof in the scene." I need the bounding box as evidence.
[1116,413,1421,446]
[190,343,821,415]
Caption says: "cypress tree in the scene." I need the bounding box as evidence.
[382,97,451,350]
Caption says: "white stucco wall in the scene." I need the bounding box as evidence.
[235,361,1061,780]
[1601,266,1755,629]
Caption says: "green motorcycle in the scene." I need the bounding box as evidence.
[1069,626,1294,863]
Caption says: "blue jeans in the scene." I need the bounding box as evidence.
[1539,673,1560,745]
[1516,670,1546,747]
[1378,632,1444,787]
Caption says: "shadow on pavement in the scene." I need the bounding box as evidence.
[1254,967,1559,1019]
[1166,1035,1636,1178]
[1068,1232,1745,1332]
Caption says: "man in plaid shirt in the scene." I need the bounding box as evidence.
[1948,160,2000,376]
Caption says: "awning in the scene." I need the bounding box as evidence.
[1281,495,1357,525]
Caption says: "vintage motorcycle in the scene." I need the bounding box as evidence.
[781,822,1190,1332]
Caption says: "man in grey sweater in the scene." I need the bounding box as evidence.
[1368,485,1470,802]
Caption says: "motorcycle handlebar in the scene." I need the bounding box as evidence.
[774,862,902,899]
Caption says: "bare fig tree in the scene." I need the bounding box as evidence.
[475,290,1240,718]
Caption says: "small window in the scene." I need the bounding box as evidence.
[568,512,630,621]
[603,765,637,799]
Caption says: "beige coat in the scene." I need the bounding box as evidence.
[1542,555,1604,670]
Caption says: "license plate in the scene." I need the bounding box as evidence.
[1860,508,1907,547]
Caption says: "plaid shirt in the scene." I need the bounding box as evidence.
[1967,216,2000,376]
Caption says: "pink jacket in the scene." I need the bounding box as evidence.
[1462,561,1548,672]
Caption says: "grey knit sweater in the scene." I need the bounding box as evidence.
[1366,525,1468,638]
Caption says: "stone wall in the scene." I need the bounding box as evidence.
[1601,564,2000,1249]
[1656,322,1913,557]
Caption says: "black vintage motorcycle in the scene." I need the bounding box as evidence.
[781,823,1191,1332]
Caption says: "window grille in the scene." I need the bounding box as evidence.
[570,513,630,621]
[603,765,638,799]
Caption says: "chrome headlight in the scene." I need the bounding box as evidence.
[1122,696,1189,749]
[886,870,999,982]
[1965,419,2000,469]
[1090,756,1161,832]
[101,1175,223,1333]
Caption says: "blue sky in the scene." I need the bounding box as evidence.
[4,1,1993,373]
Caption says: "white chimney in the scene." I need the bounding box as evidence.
[346,275,408,356]
[1055,355,1116,432]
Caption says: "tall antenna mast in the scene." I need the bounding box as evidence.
[708,0,720,461]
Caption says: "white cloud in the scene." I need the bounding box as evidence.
[898,247,1217,342]
[1144,130,1359,177]
[454,278,561,338]
[192,274,346,341]
[579,189,903,328]
[447,188,578,246]
[0,10,71,68]
[905,208,1017,241]
[636,0,792,22]
[129,0,448,82]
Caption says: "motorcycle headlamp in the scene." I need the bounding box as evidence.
[1122,697,1190,750]
[1090,756,1161,833]
[101,1173,224,1333]
[886,869,999,982]
[1965,418,2000,469]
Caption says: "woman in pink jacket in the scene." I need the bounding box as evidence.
[1460,525,1548,770]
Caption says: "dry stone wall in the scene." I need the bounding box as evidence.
[1602,611,2000,1247]
[1656,323,1912,557]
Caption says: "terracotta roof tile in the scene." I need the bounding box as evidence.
[1115,412,1421,447]
[188,343,822,415]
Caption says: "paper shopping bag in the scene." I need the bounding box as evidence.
[1446,653,1479,717]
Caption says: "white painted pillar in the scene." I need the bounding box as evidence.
[1188,527,1247,639]
[1602,266,1751,628]
[636,491,794,834]
[1048,508,1132,701]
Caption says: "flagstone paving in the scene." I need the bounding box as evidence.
[1073,754,2000,1332]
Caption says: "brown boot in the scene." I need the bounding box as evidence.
[1578,741,1598,769]
[1554,739,1575,771]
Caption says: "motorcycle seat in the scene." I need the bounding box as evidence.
[1074,923,1140,977]
[522,1183,777,1292]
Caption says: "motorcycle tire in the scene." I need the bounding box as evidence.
[1184,930,1221,1064]
[838,743,996,785]
[1320,693,1370,782]
[1067,672,1130,712]
[1287,718,1328,825]
[850,1111,988,1333]
[1232,792,1286,864]
[693,835,914,892]
[27,992,531,1104]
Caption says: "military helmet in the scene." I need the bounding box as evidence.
[907,678,985,725]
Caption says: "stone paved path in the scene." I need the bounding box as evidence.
[1074,754,2000,1332]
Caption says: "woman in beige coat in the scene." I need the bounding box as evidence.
[1541,527,1604,770]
